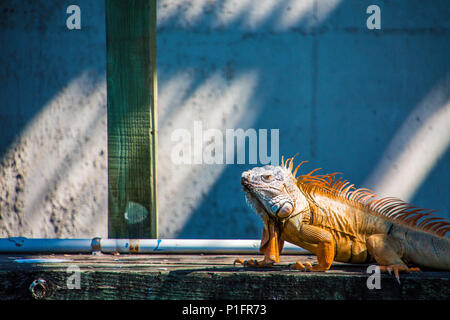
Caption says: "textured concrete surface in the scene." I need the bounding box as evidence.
[0,1,449,238]
[0,1,107,237]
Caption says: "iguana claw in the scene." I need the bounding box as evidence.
[289,261,312,271]
[233,258,244,267]
[233,258,273,268]
[378,264,420,284]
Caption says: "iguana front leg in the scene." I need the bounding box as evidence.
[234,218,284,268]
[289,224,335,272]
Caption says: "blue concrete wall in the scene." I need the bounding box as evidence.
[0,0,448,238]
[158,0,450,238]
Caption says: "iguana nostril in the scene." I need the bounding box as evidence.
[241,172,250,186]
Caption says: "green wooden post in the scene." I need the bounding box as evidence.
[106,0,158,239]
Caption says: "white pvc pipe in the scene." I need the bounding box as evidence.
[0,237,309,254]
[100,239,308,254]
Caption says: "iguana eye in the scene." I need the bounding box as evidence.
[262,174,273,182]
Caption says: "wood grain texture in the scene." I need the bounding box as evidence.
[106,0,157,238]
[0,254,448,300]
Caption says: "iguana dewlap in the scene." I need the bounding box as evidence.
[236,157,450,277]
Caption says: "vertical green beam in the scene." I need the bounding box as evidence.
[106,0,157,238]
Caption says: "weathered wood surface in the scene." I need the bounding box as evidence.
[106,0,158,238]
[0,253,448,300]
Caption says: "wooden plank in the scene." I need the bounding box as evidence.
[106,0,158,238]
[0,254,448,300]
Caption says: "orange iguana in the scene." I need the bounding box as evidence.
[235,157,450,280]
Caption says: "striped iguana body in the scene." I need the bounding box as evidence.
[236,157,450,277]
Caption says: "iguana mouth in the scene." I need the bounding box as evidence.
[241,174,295,227]
[242,179,292,220]
[242,177,268,210]
[243,188,270,219]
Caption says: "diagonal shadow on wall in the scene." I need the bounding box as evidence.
[0,0,106,157]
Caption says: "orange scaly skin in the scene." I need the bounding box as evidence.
[236,157,450,277]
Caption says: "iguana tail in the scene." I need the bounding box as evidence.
[388,225,450,270]
[366,197,450,270]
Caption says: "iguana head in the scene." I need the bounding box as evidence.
[241,161,308,221]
